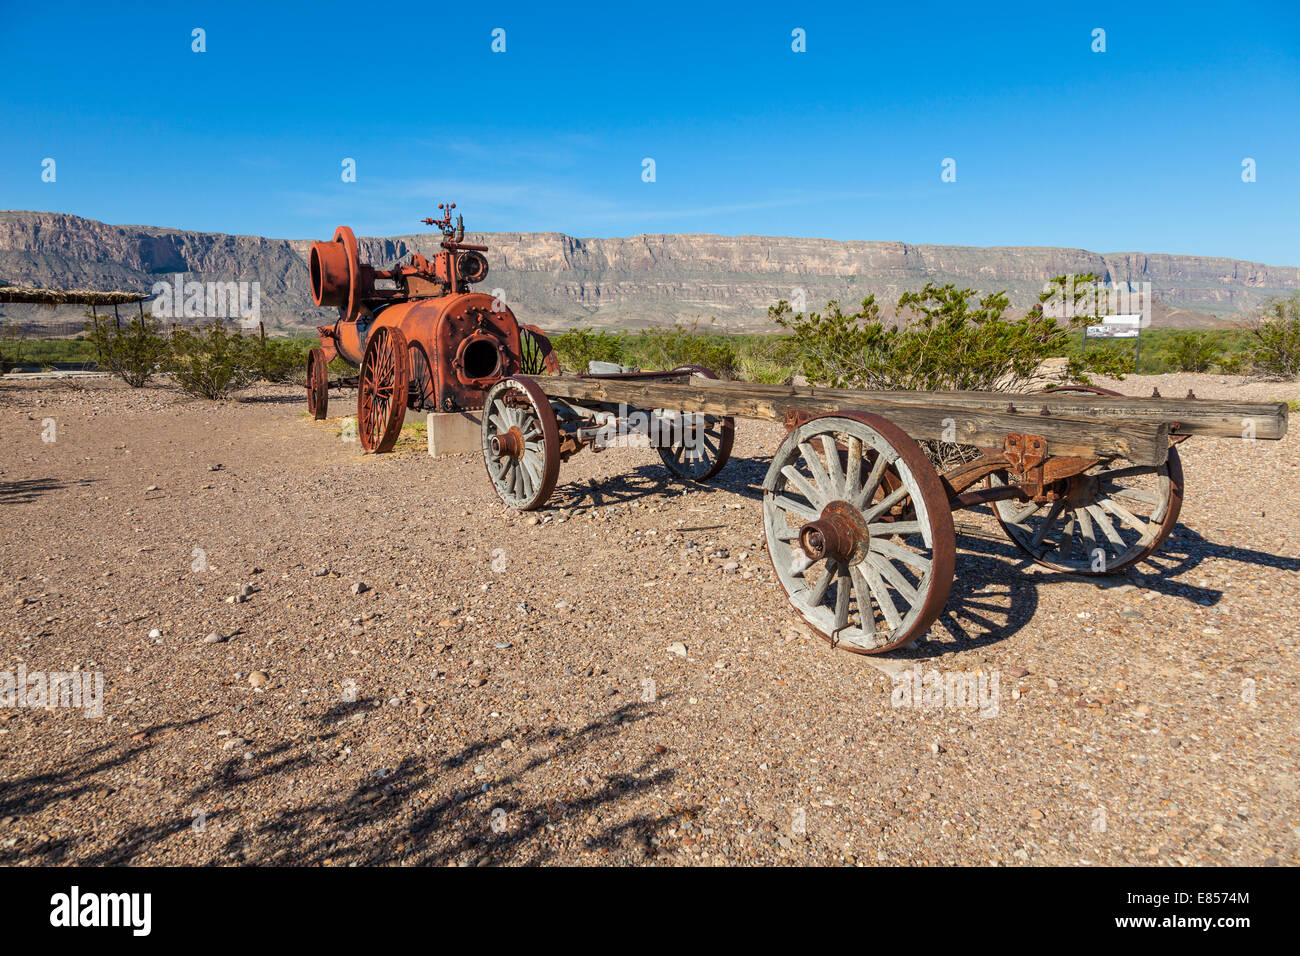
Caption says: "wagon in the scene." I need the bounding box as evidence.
[475,367,1289,654]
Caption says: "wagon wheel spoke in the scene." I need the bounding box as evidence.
[1086,503,1127,550]
[1094,464,1153,484]
[844,437,863,499]
[1028,498,1067,551]
[1076,506,1101,563]
[1100,497,1154,539]
[849,565,874,628]
[771,494,818,522]
[1060,514,1079,561]
[1005,500,1043,526]
[851,451,891,510]
[869,520,923,539]
[862,483,909,522]
[780,465,826,509]
[806,561,836,606]
[866,552,921,606]
[871,534,931,571]
[820,435,845,491]
[1109,487,1159,508]
[860,561,902,631]
[833,567,852,631]
[799,441,833,497]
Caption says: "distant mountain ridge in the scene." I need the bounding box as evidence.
[1,210,1296,332]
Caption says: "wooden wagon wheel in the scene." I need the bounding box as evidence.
[763,412,956,654]
[408,343,435,411]
[306,347,328,420]
[519,325,560,375]
[656,365,735,481]
[988,448,1183,574]
[482,376,561,511]
[357,326,410,454]
[988,382,1184,574]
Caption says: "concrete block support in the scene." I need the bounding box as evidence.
[425,410,482,457]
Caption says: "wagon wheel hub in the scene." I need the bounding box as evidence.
[490,425,525,461]
[1065,474,1099,507]
[799,500,871,565]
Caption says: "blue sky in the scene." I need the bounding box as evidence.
[1,1,1297,263]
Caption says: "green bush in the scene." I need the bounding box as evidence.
[168,322,259,399]
[622,323,739,378]
[733,335,797,384]
[86,314,169,387]
[774,274,1130,391]
[1217,352,1248,375]
[550,327,626,372]
[1246,294,1300,379]
[250,334,309,384]
[1162,332,1224,373]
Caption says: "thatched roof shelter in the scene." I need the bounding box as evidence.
[0,285,149,306]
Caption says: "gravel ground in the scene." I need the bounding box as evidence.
[0,372,1296,866]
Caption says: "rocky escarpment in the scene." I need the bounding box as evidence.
[1,211,1296,331]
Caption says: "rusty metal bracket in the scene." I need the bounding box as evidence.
[1002,433,1047,496]
[783,408,814,433]
[1003,433,1046,479]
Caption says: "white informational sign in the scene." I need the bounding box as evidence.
[1085,314,1142,339]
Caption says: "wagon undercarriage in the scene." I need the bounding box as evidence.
[476,368,1287,654]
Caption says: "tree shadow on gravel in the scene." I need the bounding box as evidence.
[0,714,216,865]
[0,477,97,503]
[16,698,690,866]
[200,697,689,866]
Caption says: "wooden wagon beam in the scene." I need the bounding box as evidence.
[684,376,1288,441]
[535,375,1172,466]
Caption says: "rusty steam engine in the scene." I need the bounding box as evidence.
[304,204,557,452]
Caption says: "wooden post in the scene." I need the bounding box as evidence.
[91,305,103,364]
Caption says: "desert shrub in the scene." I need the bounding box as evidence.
[551,327,626,372]
[1246,294,1300,379]
[1161,332,1224,372]
[250,335,308,384]
[774,274,1130,392]
[1216,352,1248,374]
[85,314,169,387]
[736,335,798,384]
[168,322,259,399]
[623,323,739,378]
